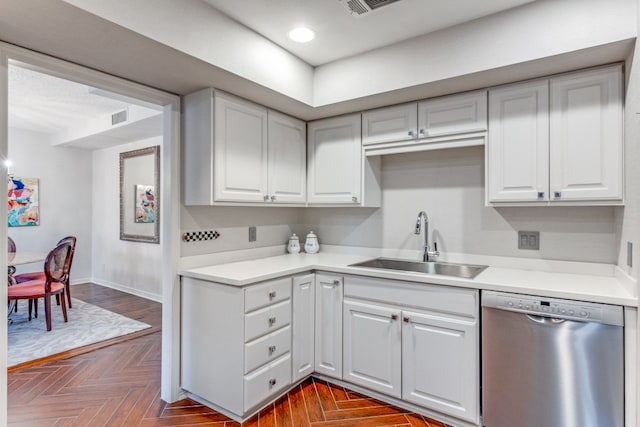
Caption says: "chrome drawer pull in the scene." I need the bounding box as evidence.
[268,317,276,326]
[268,291,277,300]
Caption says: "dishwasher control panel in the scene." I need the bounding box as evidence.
[482,290,624,326]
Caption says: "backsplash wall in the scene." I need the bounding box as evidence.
[181,206,303,257]
[302,146,619,264]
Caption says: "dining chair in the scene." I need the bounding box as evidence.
[7,236,16,276]
[8,240,71,331]
[15,236,77,309]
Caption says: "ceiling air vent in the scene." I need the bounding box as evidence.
[111,109,128,126]
[339,0,402,17]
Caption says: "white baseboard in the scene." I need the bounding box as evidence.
[89,278,162,303]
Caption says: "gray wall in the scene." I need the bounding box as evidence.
[8,127,93,281]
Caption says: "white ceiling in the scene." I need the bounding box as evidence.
[203,0,537,66]
[8,65,161,148]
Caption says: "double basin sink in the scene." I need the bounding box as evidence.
[349,257,488,279]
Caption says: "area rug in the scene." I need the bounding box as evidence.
[7,298,151,367]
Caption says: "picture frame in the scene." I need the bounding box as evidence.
[120,146,160,243]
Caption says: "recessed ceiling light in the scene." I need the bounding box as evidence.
[288,27,315,43]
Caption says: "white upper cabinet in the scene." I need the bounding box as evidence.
[214,93,268,202]
[362,103,417,145]
[307,114,381,206]
[183,88,306,205]
[418,90,487,138]
[487,64,623,205]
[487,79,549,202]
[549,66,623,202]
[267,111,306,204]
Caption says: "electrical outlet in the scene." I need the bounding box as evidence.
[628,242,633,267]
[518,231,540,250]
[249,226,257,242]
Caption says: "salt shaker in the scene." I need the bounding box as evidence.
[304,231,320,254]
[287,233,300,254]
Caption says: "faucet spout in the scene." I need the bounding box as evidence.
[415,211,439,262]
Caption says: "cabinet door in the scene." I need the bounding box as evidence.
[402,310,478,424]
[307,114,362,204]
[343,300,401,398]
[418,90,487,138]
[550,65,623,202]
[314,274,343,378]
[292,274,315,382]
[362,103,418,145]
[214,93,268,202]
[487,80,549,202]
[268,111,306,204]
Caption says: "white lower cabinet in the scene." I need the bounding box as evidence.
[343,299,402,398]
[343,276,480,425]
[182,271,479,425]
[181,276,293,420]
[314,273,343,378]
[402,310,478,422]
[292,274,315,382]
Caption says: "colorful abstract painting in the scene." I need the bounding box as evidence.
[8,177,40,227]
[135,184,155,223]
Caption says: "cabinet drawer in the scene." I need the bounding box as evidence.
[245,325,291,374]
[245,278,292,313]
[244,353,291,412]
[245,299,291,342]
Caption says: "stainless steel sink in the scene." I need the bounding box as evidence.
[349,258,488,279]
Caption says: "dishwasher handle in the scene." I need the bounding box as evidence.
[526,314,566,324]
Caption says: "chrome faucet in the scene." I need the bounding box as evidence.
[415,211,439,262]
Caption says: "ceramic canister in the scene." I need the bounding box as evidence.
[304,231,320,254]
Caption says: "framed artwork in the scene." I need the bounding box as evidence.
[7,176,40,227]
[135,184,156,223]
[120,146,160,243]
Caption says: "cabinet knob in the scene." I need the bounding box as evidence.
[332,279,340,286]
[554,191,562,199]
[268,345,276,355]
[268,317,276,326]
[352,196,358,203]
[268,291,277,300]
[408,130,415,137]
[263,195,269,201]
[269,378,277,387]
[403,316,410,323]
[419,128,425,135]
[391,314,398,321]
[537,191,545,199]
[271,195,276,201]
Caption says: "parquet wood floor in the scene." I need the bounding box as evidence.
[8,283,452,427]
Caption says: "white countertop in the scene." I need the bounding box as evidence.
[180,250,638,307]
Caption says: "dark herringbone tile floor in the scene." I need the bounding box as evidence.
[8,284,451,426]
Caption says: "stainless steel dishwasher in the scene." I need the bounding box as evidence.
[481,290,624,427]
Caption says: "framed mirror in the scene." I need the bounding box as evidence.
[120,146,160,243]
